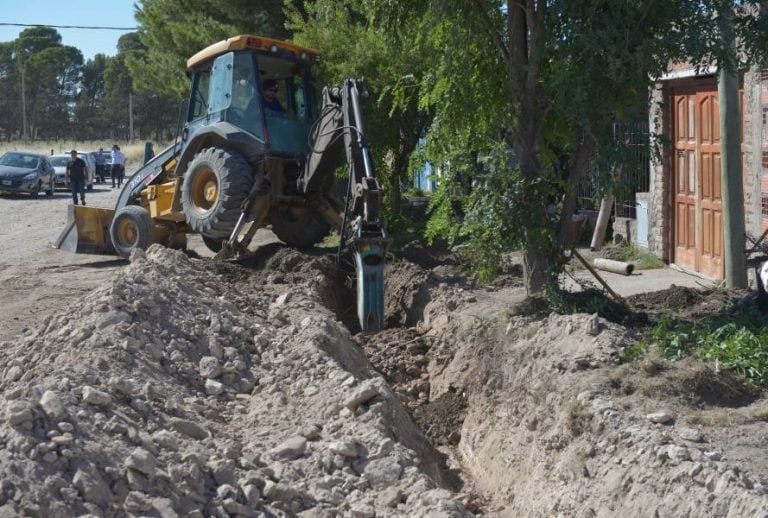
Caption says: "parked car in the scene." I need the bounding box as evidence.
[0,151,55,197]
[50,153,95,190]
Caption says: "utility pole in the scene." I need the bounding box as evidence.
[718,7,747,288]
[128,92,134,142]
[19,52,28,142]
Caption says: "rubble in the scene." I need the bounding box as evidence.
[1,241,767,516]
[0,246,468,516]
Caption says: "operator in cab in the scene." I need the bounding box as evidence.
[262,79,285,114]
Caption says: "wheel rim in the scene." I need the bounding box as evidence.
[189,166,218,213]
[116,218,138,246]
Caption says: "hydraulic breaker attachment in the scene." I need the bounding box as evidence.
[353,233,387,332]
[55,205,116,255]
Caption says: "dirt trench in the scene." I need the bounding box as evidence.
[249,245,768,516]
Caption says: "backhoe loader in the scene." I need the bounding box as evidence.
[55,35,388,331]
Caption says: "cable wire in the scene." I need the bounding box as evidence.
[0,22,136,31]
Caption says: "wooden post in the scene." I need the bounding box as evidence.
[718,9,747,288]
[571,249,623,301]
[590,191,615,250]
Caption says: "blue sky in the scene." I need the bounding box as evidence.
[0,0,137,60]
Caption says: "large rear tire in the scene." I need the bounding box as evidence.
[181,148,254,239]
[110,205,155,258]
[270,207,331,249]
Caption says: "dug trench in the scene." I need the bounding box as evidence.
[0,243,767,516]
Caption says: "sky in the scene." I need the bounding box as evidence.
[0,0,138,60]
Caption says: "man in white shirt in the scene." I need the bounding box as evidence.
[111,145,126,188]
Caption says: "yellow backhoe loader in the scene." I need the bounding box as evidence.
[55,35,387,331]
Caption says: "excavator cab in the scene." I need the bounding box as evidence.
[186,40,318,157]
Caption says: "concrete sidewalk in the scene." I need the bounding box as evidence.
[562,265,718,297]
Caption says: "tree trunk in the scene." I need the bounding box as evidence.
[523,242,549,294]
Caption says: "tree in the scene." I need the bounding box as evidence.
[75,54,110,139]
[414,0,768,293]
[287,0,432,213]
[131,0,292,98]
[15,27,83,139]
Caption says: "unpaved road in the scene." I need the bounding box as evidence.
[0,175,284,341]
[0,184,125,340]
[0,177,225,341]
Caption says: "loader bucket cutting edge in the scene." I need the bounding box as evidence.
[54,205,116,255]
[354,241,386,332]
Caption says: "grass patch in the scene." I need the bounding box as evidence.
[610,244,664,270]
[643,305,768,388]
[0,140,168,166]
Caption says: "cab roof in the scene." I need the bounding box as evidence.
[186,35,320,71]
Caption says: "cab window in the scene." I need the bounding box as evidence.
[190,69,211,120]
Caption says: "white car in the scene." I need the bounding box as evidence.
[50,153,95,190]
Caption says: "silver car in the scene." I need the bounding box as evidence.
[0,151,55,197]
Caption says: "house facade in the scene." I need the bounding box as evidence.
[641,66,767,280]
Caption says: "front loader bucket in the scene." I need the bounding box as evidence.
[55,205,116,255]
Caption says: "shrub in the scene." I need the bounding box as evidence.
[645,308,768,387]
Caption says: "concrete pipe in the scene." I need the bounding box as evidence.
[593,258,634,276]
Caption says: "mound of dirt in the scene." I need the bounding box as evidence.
[423,302,768,516]
[385,261,433,328]
[627,285,735,319]
[0,246,470,516]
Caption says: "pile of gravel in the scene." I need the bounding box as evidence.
[0,245,469,517]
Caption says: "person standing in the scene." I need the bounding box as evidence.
[111,145,126,188]
[94,148,106,184]
[66,149,87,205]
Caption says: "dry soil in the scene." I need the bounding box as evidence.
[0,184,767,517]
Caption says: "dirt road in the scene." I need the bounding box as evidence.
[0,185,125,340]
[0,175,282,341]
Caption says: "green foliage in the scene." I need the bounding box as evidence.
[424,143,562,283]
[613,244,665,270]
[132,0,289,97]
[619,342,648,363]
[409,0,768,292]
[288,0,432,213]
[647,308,768,387]
[384,206,426,249]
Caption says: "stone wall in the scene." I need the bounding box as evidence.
[744,68,762,238]
[648,83,670,262]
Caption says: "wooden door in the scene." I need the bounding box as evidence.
[697,92,723,278]
[671,83,725,279]
[673,91,697,271]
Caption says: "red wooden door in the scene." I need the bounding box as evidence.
[697,92,723,278]
[671,84,725,279]
[673,90,697,271]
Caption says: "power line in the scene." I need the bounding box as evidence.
[0,22,136,31]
